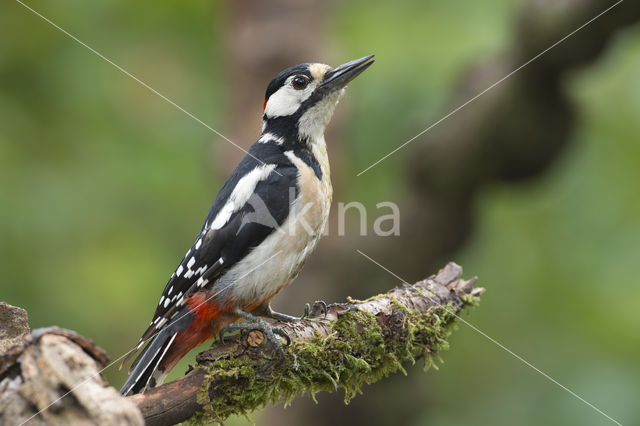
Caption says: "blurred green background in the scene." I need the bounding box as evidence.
[1,1,639,425]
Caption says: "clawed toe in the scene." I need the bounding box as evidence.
[257,300,327,323]
[313,300,328,317]
[218,312,290,354]
[218,324,238,345]
[216,301,326,353]
[272,327,291,346]
[302,300,327,319]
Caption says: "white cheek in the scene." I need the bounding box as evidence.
[264,83,315,118]
[264,88,300,117]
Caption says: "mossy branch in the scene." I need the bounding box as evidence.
[128,262,484,426]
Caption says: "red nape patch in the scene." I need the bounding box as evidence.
[263,97,268,111]
[186,293,220,323]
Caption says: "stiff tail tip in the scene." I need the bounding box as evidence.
[120,330,177,396]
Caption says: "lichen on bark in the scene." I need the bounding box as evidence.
[129,262,483,426]
[189,269,481,425]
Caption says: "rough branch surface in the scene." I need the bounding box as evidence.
[0,263,482,425]
[0,304,143,426]
[129,262,484,426]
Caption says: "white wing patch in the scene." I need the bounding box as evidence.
[258,133,285,144]
[211,164,277,230]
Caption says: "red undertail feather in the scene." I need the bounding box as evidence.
[159,294,222,372]
[121,294,232,395]
[187,292,221,323]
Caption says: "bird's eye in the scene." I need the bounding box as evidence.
[292,76,309,90]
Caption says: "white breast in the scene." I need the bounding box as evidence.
[214,147,332,309]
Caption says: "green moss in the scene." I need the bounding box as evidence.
[460,293,481,307]
[189,294,480,425]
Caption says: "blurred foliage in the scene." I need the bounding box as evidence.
[422,30,640,426]
[1,1,639,425]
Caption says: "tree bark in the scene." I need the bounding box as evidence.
[0,263,483,425]
[128,262,483,426]
[279,2,639,425]
[0,307,143,426]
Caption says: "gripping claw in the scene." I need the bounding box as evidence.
[218,310,291,355]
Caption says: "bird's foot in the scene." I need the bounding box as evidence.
[255,301,327,322]
[301,300,328,319]
[219,311,290,355]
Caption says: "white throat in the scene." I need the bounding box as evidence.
[297,88,345,143]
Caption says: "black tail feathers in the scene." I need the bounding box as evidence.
[120,313,194,396]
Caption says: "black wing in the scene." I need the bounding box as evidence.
[134,143,298,345]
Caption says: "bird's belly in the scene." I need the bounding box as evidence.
[215,162,332,309]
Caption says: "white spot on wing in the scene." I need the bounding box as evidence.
[195,238,202,249]
[187,257,196,268]
[155,317,167,329]
[164,298,170,308]
[176,265,183,277]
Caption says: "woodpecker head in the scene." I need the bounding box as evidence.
[262,54,374,143]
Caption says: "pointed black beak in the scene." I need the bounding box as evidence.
[321,54,375,92]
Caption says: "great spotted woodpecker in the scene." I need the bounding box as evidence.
[119,55,374,396]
